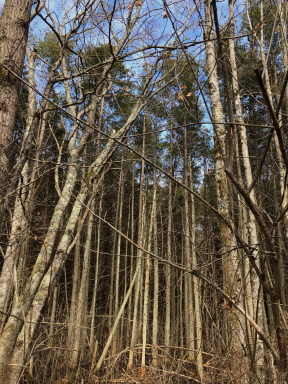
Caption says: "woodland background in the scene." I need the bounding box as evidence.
[0,0,288,383]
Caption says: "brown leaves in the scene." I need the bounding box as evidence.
[177,91,184,101]
[274,25,281,33]
[177,87,193,101]
[163,11,168,18]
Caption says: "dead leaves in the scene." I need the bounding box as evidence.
[177,86,193,101]
[274,25,281,33]
[177,91,184,101]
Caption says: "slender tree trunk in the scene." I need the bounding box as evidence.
[164,125,173,359]
[245,2,288,377]
[111,159,125,355]
[126,162,136,347]
[127,118,146,370]
[141,161,157,368]
[95,265,141,374]
[151,162,159,368]
[68,240,81,351]
[89,193,103,371]
[204,1,248,380]
[183,125,194,360]
[228,1,265,380]
[71,199,95,367]
[189,161,203,381]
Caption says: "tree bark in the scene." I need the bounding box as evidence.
[0,0,33,206]
[204,1,248,381]
[228,1,265,380]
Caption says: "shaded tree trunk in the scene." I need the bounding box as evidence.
[0,0,33,208]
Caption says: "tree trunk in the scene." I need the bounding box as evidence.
[189,160,203,381]
[204,1,248,380]
[151,160,159,368]
[127,117,146,370]
[111,159,125,355]
[228,1,265,380]
[183,125,194,361]
[0,0,33,207]
[141,160,157,367]
[71,199,95,367]
[164,126,173,358]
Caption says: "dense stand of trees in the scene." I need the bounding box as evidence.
[0,0,288,383]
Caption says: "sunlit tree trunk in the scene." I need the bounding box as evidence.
[189,160,203,381]
[204,1,248,380]
[245,2,288,378]
[228,1,265,380]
